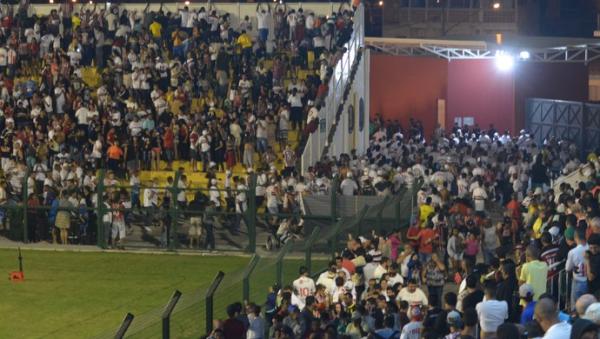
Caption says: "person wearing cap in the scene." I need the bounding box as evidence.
[444,310,462,339]
[586,233,600,297]
[399,305,423,339]
[519,283,536,325]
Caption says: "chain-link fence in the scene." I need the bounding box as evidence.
[1,170,422,256]
[85,178,422,338]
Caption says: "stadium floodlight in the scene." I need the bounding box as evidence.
[519,51,530,60]
[495,50,514,71]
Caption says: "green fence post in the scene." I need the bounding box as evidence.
[168,171,181,250]
[353,205,370,237]
[394,191,403,228]
[22,168,29,242]
[330,176,339,223]
[328,176,339,255]
[328,218,344,259]
[162,290,182,339]
[304,227,321,273]
[242,254,260,302]
[246,173,257,253]
[276,240,294,287]
[96,170,107,249]
[375,197,390,235]
[205,271,225,334]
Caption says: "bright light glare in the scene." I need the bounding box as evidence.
[493,2,501,9]
[495,51,514,71]
[106,2,111,7]
[49,0,54,3]
[378,0,383,6]
[519,51,530,60]
[184,0,190,4]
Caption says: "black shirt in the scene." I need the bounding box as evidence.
[588,253,600,296]
[462,290,484,312]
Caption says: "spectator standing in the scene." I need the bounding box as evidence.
[423,253,446,309]
[519,245,549,301]
[567,228,590,309]
[476,280,508,338]
[586,234,600,298]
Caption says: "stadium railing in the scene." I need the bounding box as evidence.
[299,3,365,175]
[87,178,423,338]
[1,169,423,255]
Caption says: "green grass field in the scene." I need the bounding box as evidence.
[0,249,324,339]
[0,249,250,339]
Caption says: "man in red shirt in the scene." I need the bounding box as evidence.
[409,222,437,264]
[222,303,246,339]
[162,126,175,170]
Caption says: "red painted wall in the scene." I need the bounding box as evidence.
[446,59,516,133]
[369,54,447,136]
[369,54,588,136]
[514,63,589,131]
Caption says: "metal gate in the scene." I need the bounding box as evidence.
[526,98,600,155]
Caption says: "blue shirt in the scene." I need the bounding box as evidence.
[521,301,536,325]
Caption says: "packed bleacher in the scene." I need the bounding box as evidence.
[2,2,600,338]
[208,118,600,338]
[0,1,356,246]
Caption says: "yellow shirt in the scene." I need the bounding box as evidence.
[237,34,253,49]
[519,260,548,300]
[419,204,434,227]
[532,217,543,239]
[149,21,162,38]
[172,32,182,47]
[72,16,81,30]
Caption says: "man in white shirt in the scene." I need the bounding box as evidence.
[293,266,316,307]
[256,3,270,43]
[75,103,90,127]
[476,280,508,338]
[396,279,428,308]
[566,228,589,310]
[0,45,7,74]
[373,257,389,281]
[535,298,572,339]
[316,262,338,295]
[340,173,358,196]
[472,180,488,212]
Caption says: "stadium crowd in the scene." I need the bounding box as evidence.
[209,118,600,339]
[0,1,355,246]
[1,2,600,338]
